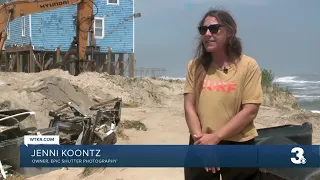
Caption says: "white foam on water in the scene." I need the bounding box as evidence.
[274,76,320,84]
[274,76,298,83]
[159,75,320,111]
[295,95,320,98]
[291,87,308,90]
[158,76,186,81]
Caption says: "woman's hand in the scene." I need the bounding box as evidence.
[193,133,221,145]
[192,134,202,141]
[194,133,222,173]
[205,167,220,173]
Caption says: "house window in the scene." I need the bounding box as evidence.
[21,16,25,37]
[94,17,104,39]
[107,0,119,5]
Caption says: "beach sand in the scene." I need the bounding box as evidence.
[0,69,319,180]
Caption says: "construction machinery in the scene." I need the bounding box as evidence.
[0,0,94,75]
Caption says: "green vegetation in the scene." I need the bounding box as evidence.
[81,167,104,178]
[117,119,147,140]
[261,68,291,94]
[6,174,26,180]
[261,69,274,88]
[120,119,148,131]
[261,68,299,109]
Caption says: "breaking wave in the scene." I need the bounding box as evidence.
[158,75,320,112]
[274,76,320,84]
[274,75,320,111]
[158,76,186,81]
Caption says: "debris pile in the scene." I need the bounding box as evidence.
[0,108,58,177]
[0,73,126,177]
[48,97,122,145]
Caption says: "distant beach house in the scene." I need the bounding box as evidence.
[2,0,138,75]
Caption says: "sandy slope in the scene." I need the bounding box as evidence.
[0,70,319,180]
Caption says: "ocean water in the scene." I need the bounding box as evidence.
[274,74,320,113]
[159,75,320,113]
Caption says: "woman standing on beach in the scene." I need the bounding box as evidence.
[183,9,263,180]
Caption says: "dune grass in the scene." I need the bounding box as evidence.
[261,68,291,94]
[261,69,299,109]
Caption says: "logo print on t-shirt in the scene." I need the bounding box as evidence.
[202,80,237,93]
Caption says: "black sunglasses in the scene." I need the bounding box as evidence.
[198,24,223,35]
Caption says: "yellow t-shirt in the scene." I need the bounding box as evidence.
[184,54,263,142]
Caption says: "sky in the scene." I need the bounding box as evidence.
[133,0,320,78]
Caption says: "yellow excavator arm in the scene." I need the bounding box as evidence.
[0,0,93,70]
[0,32,6,57]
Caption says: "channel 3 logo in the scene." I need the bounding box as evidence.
[291,147,307,165]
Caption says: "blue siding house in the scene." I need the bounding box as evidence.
[4,0,134,54]
[2,0,137,75]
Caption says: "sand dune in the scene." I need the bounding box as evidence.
[0,69,318,180]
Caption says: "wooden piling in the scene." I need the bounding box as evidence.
[128,53,135,78]
[119,53,124,76]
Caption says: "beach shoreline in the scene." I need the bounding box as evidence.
[0,69,319,180]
